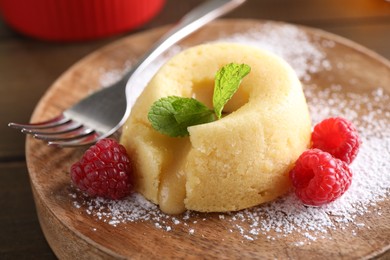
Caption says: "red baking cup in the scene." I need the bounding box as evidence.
[0,0,165,41]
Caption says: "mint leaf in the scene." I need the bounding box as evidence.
[148,96,215,137]
[213,63,251,119]
[147,63,251,137]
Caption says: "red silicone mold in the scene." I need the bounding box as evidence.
[0,0,165,41]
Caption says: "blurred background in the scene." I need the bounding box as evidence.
[0,0,389,258]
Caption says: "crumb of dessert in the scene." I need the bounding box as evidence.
[312,117,361,164]
[120,42,312,214]
[289,148,353,206]
[70,138,133,200]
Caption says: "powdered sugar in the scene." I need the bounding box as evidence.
[72,23,390,245]
[216,23,329,81]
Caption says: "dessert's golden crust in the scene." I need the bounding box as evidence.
[120,42,311,213]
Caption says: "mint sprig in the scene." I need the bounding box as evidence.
[213,63,251,119]
[148,63,251,137]
[148,96,215,137]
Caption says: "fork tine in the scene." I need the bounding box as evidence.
[21,120,82,135]
[8,114,69,130]
[48,132,101,147]
[33,126,95,141]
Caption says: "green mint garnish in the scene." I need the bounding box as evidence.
[148,63,251,137]
[213,63,251,119]
[148,96,215,137]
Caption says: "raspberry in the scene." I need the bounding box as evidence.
[70,138,133,200]
[289,149,352,206]
[311,117,360,164]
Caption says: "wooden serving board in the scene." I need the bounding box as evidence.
[26,20,390,259]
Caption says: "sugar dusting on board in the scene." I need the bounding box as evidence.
[72,23,390,244]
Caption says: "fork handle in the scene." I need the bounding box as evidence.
[121,0,246,119]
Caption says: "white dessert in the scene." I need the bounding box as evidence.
[120,42,311,214]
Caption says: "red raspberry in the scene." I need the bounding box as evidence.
[311,117,360,164]
[289,149,352,206]
[70,138,132,200]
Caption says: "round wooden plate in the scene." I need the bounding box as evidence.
[26,20,390,259]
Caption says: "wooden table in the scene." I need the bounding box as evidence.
[0,0,389,258]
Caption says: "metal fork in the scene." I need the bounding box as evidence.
[8,0,246,147]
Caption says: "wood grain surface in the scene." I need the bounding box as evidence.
[24,20,390,259]
[1,1,390,259]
